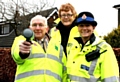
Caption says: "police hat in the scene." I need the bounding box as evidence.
[76,11,97,26]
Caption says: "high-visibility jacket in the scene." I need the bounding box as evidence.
[50,18,79,39]
[50,18,99,55]
[66,34,119,82]
[11,35,67,82]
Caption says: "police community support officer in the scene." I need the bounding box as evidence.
[66,11,119,82]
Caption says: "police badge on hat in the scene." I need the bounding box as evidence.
[82,14,87,19]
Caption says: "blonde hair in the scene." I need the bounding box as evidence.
[30,15,48,27]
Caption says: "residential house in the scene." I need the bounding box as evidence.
[0,7,58,47]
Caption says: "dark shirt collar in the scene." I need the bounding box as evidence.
[56,19,76,31]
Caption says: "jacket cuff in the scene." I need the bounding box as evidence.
[19,52,30,59]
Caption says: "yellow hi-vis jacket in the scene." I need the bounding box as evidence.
[66,34,119,82]
[11,35,67,82]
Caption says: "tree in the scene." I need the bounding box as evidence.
[103,26,120,48]
[0,0,55,36]
[0,0,55,19]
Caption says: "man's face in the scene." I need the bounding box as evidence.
[60,10,75,27]
[78,24,95,38]
[29,18,47,40]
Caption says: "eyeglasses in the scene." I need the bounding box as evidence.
[60,14,73,18]
[32,23,46,27]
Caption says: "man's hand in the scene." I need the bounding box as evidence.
[19,41,31,54]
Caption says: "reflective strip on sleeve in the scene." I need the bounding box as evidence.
[15,70,44,80]
[102,76,119,82]
[47,54,62,64]
[15,70,62,81]
[46,70,62,81]
[27,53,45,59]
[67,74,100,82]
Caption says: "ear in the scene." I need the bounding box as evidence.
[93,26,96,30]
[45,26,49,33]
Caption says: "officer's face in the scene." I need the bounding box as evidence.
[78,24,95,38]
[60,10,75,27]
[29,18,48,40]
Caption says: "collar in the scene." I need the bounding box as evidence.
[74,33,96,45]
[56,19,76,31]
[34,33,49,43]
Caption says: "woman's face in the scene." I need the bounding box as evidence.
[60,10,75,27]
[78,24,95,38]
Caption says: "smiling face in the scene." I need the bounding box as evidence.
[60,10,75,27]
[29,17,48,40]
[58,3,77,27]
[78,24,95,39]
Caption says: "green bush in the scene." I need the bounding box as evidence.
[104,26,120,48]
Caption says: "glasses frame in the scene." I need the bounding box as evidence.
[31,23,46,28]
[60,14,73,18]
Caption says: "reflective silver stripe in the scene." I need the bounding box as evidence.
[88,59,98,75]
[68,74,99,82]
[97,41,106,48]
[89,42,105,75]
[15,70,44,80]
[46,70,62,81]
[15,70,61,81]
[59,45,63,61]
[63,66,66,71]
[46,45,63,64]
[47,54,62,64]
[102,76,119,82]
[59,45,65,72]
[28,53,45,59]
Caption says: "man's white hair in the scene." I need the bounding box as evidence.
[30,15,48,27]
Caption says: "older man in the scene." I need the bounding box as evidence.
[11,15,67,82]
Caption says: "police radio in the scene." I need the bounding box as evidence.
[85,48,100,62]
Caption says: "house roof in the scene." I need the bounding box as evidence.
[0,7,58,47]
[113,4,120,9]
[23,7,58,22]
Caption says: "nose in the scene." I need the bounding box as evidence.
[36,25,41,29]
[64,16,68,18]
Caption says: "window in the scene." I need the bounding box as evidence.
[0,24,10,35]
